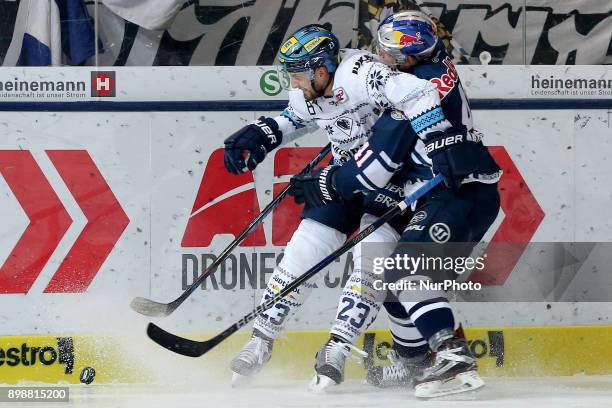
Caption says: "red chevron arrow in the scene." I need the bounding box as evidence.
[469,146,545,285]
[0,151,72,294]
[272,147,327,245]
[44,150,129,293]
[181,148,265,247]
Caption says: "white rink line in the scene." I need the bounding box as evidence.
[45,376,612,408]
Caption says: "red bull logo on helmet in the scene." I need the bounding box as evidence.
[394,31,423,48]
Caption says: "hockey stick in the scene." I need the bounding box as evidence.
[351,0,360,48]
[130,143,332,318]
[146,174,444,357]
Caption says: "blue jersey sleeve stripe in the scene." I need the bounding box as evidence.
[410,107,445,134]
[281,109,306,129]
[362,159,394,188]
[379,151,400,169]
[375,155,399,173]
[356,173,379,191]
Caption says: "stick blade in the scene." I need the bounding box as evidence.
[130,297,173,317]
[146,323,211,357]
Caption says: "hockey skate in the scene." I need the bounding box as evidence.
[414,336,485,398]
[230,330,273,386]
[367,349,432,388]
[308,336,368,393]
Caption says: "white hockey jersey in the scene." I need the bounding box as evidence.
[273,49,450,169]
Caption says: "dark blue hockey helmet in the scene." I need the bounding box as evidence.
[278,24,340,77]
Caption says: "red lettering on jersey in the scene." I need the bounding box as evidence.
[430,56,459,100]
[181,149,265,247]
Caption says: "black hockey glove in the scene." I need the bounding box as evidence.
[425,128,479,190]
[289,165,343,207]
[224,117,283,174]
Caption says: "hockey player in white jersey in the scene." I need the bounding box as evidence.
[290,12,501,398]
[223,24,449,386]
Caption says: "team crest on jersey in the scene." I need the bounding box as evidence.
[333,87,348,104]
[334,117,354,136]
[390,109,407,120]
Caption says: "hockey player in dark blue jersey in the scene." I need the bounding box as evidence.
[223,24,436,387]
[291,11,501,397]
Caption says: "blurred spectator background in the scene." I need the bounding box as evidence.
[0,0,610,67]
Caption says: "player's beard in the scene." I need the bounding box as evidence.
[301,87,317,101]
[303,79,328,101]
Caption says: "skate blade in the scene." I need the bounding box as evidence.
[308,374,338,393]
[231,371,253,388]
[415,370,485,398]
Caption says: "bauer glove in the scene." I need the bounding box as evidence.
[424,127,479,190]
[224,117,282,174]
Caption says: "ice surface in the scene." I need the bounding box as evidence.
[55,376,612,408]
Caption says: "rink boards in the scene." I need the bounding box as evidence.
[1,326,611,384]
[0,66,611,384]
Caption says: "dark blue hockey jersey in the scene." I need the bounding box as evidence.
[334,43,502,199]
